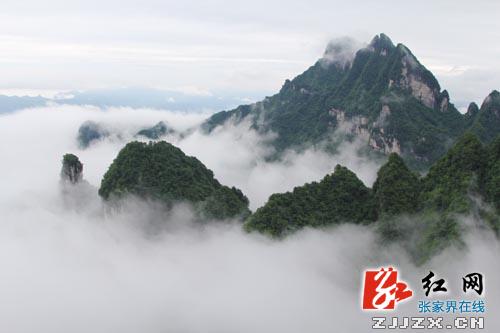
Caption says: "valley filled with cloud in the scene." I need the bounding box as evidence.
[0,105,498,332]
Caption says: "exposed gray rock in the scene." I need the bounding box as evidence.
[61,153,83,184]
[59,154,98,211]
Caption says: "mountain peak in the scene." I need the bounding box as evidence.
[99,141,250,220]
[369,33,395,53]
[203,34,491,170]
[61,153,83,184]
[466,102,479,117]
[488,90,500,99]
[481,90,500,108]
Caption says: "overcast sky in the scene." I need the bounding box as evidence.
[1,0,499,108]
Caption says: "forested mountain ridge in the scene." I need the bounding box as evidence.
[467,90,500,143]
[99,141,250,220]
[203,34,500,170]
[88,131,500,262]
[243,165,378,236]
[245,132,500,262]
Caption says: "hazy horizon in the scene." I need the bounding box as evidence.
[1,0,499,110]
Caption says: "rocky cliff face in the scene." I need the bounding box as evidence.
[59,153,97,210]
[395,44,440,109]
[203,33,473,170]
[61,154,83,184]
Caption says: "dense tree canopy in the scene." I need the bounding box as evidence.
[421,132,486,214]
[99,141,250,220]
[373,153,420,216]
[469,90,500,143]
[92,132,500,261]
[483,136,500,211]
[245,133,500,257]
[203,34,476,170]
[245,165,377,237]
[203,35,500,171]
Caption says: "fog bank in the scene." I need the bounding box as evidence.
[0,106,498,332]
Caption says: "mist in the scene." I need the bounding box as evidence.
[320,37,364,68]
[0,104,380,210]
[0,105,499,332]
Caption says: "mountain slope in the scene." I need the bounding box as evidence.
[99,141,250,220]
[420,132,486,214]
[203,34,476,169]
[244,165,377,237]
[373,153,421,216]
[468,90,500,143]
[245,133,500,260]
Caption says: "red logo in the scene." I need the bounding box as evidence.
[362,267,413,310]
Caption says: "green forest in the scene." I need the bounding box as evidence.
[245,133,500,262]
[98,141,250,220]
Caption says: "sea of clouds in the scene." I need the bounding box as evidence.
[0,105,498,332]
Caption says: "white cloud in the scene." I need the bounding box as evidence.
[176,120,381,210]
[0,105,382,209]
[0,105,499,332]
[1,0,498,100]
[321,37,365,68]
